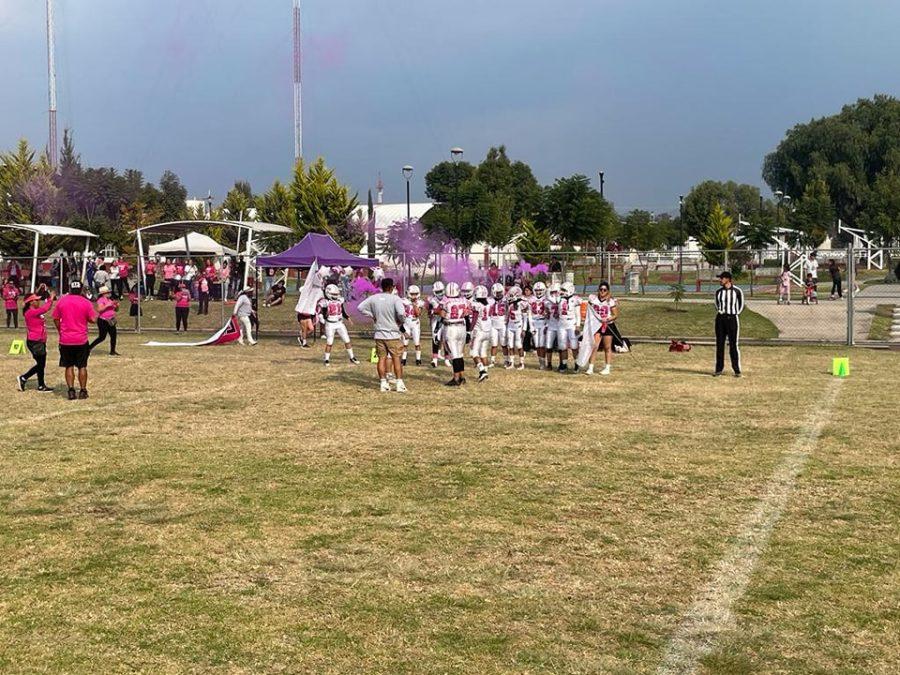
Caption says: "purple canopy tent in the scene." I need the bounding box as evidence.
[257,233,378,268]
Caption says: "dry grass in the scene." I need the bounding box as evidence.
[0,334,897,673]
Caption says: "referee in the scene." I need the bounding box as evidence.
[714,270,743,377]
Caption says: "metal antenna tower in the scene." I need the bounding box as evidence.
[293,0,302,162]
[46,0,58,170]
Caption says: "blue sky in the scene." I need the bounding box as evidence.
[2,0,899,213]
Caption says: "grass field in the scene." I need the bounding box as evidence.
[1,335,897,673]
[867,304,896,341]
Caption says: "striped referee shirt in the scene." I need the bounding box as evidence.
[715,285,744,315]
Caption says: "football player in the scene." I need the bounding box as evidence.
[528,281,549,369]
[437,281,471,386]
[317,284,359,366]
[505,286,527,370]
[470,284,492,381]
[401,284,425,366]
[488,282,508,367]
[545,282,561,371]
[428,281,445,367]
[556,281,582,373]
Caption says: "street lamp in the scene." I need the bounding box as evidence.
[450,148,464,252]
[599,171,605,199]
[678,195,684,284]
[402,165,414,224]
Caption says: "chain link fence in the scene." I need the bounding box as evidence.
[2,247,898,345]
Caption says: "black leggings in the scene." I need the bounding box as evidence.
[831,279,842,298]
[175,306,189,331]
[89,318,117,354]
[22,340,47,387]
[6,308,17,328]
[198,292,209,315]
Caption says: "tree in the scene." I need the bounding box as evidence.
[763,95,900,233]
[788,178,834,247]
[539,175,617,247]
[288,158,359,246]
[256,180,295,231]
[620,210,672,250]
[682,180,765,239]
[515,219,551,262]
[424,160,476,204]
[222,181,253,222]
[159,170,188,222]
[699,203,736,267]
[859,170,900,280]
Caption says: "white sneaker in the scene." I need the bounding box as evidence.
[600,365,611,375]
[380,380,391,392]
[516,363,525,370]
[395,381,408,393]
[249,340,258,346]
[586,365,594,375]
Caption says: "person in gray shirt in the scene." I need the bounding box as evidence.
[233,286,257,345]
[357,278,408,392]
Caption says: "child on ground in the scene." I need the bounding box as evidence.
[777,266,792,305]
[802,273,818,305]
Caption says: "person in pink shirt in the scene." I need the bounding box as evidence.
[4,277,20,328]
[51,281,97,400]
[88,286,121,356]
[144,258,157,298]
[174,283,191,332]
[116,258,130,299]
[17,289,56,392]
[162,259,176,300]
[198,275,210,315]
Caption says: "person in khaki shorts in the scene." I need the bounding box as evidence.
[357,278,408,392]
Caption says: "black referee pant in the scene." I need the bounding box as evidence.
[715,314,741,374]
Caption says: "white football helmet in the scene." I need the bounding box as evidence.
[548,282,561,296]
[445,281,460,298]
[561,281,575,297]
[533,281,547,298]
[507,285,522,300]
[461,281,474,298]
[432,281,445,298]
[407,284,420,299]
[474,284,488,300]
[325,284,341,300]
[491,283,505,299]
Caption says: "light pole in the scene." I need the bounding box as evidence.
[678,195,684,284]
[402,165,414,225]
[599,171,605,199]
[450,148,463,256]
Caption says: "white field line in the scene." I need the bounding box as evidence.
[657,378,844,675]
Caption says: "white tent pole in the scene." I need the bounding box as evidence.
[137,230,146,292]
[81,237,89,283]
[244,228,254,288]
[30,232,39,293]
[136,230,145,333]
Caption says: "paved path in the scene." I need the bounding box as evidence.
[746,284,900,341]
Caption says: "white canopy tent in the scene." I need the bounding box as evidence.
[133,219,292,289]
[0,223,97,292]
[148,232,237,258]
